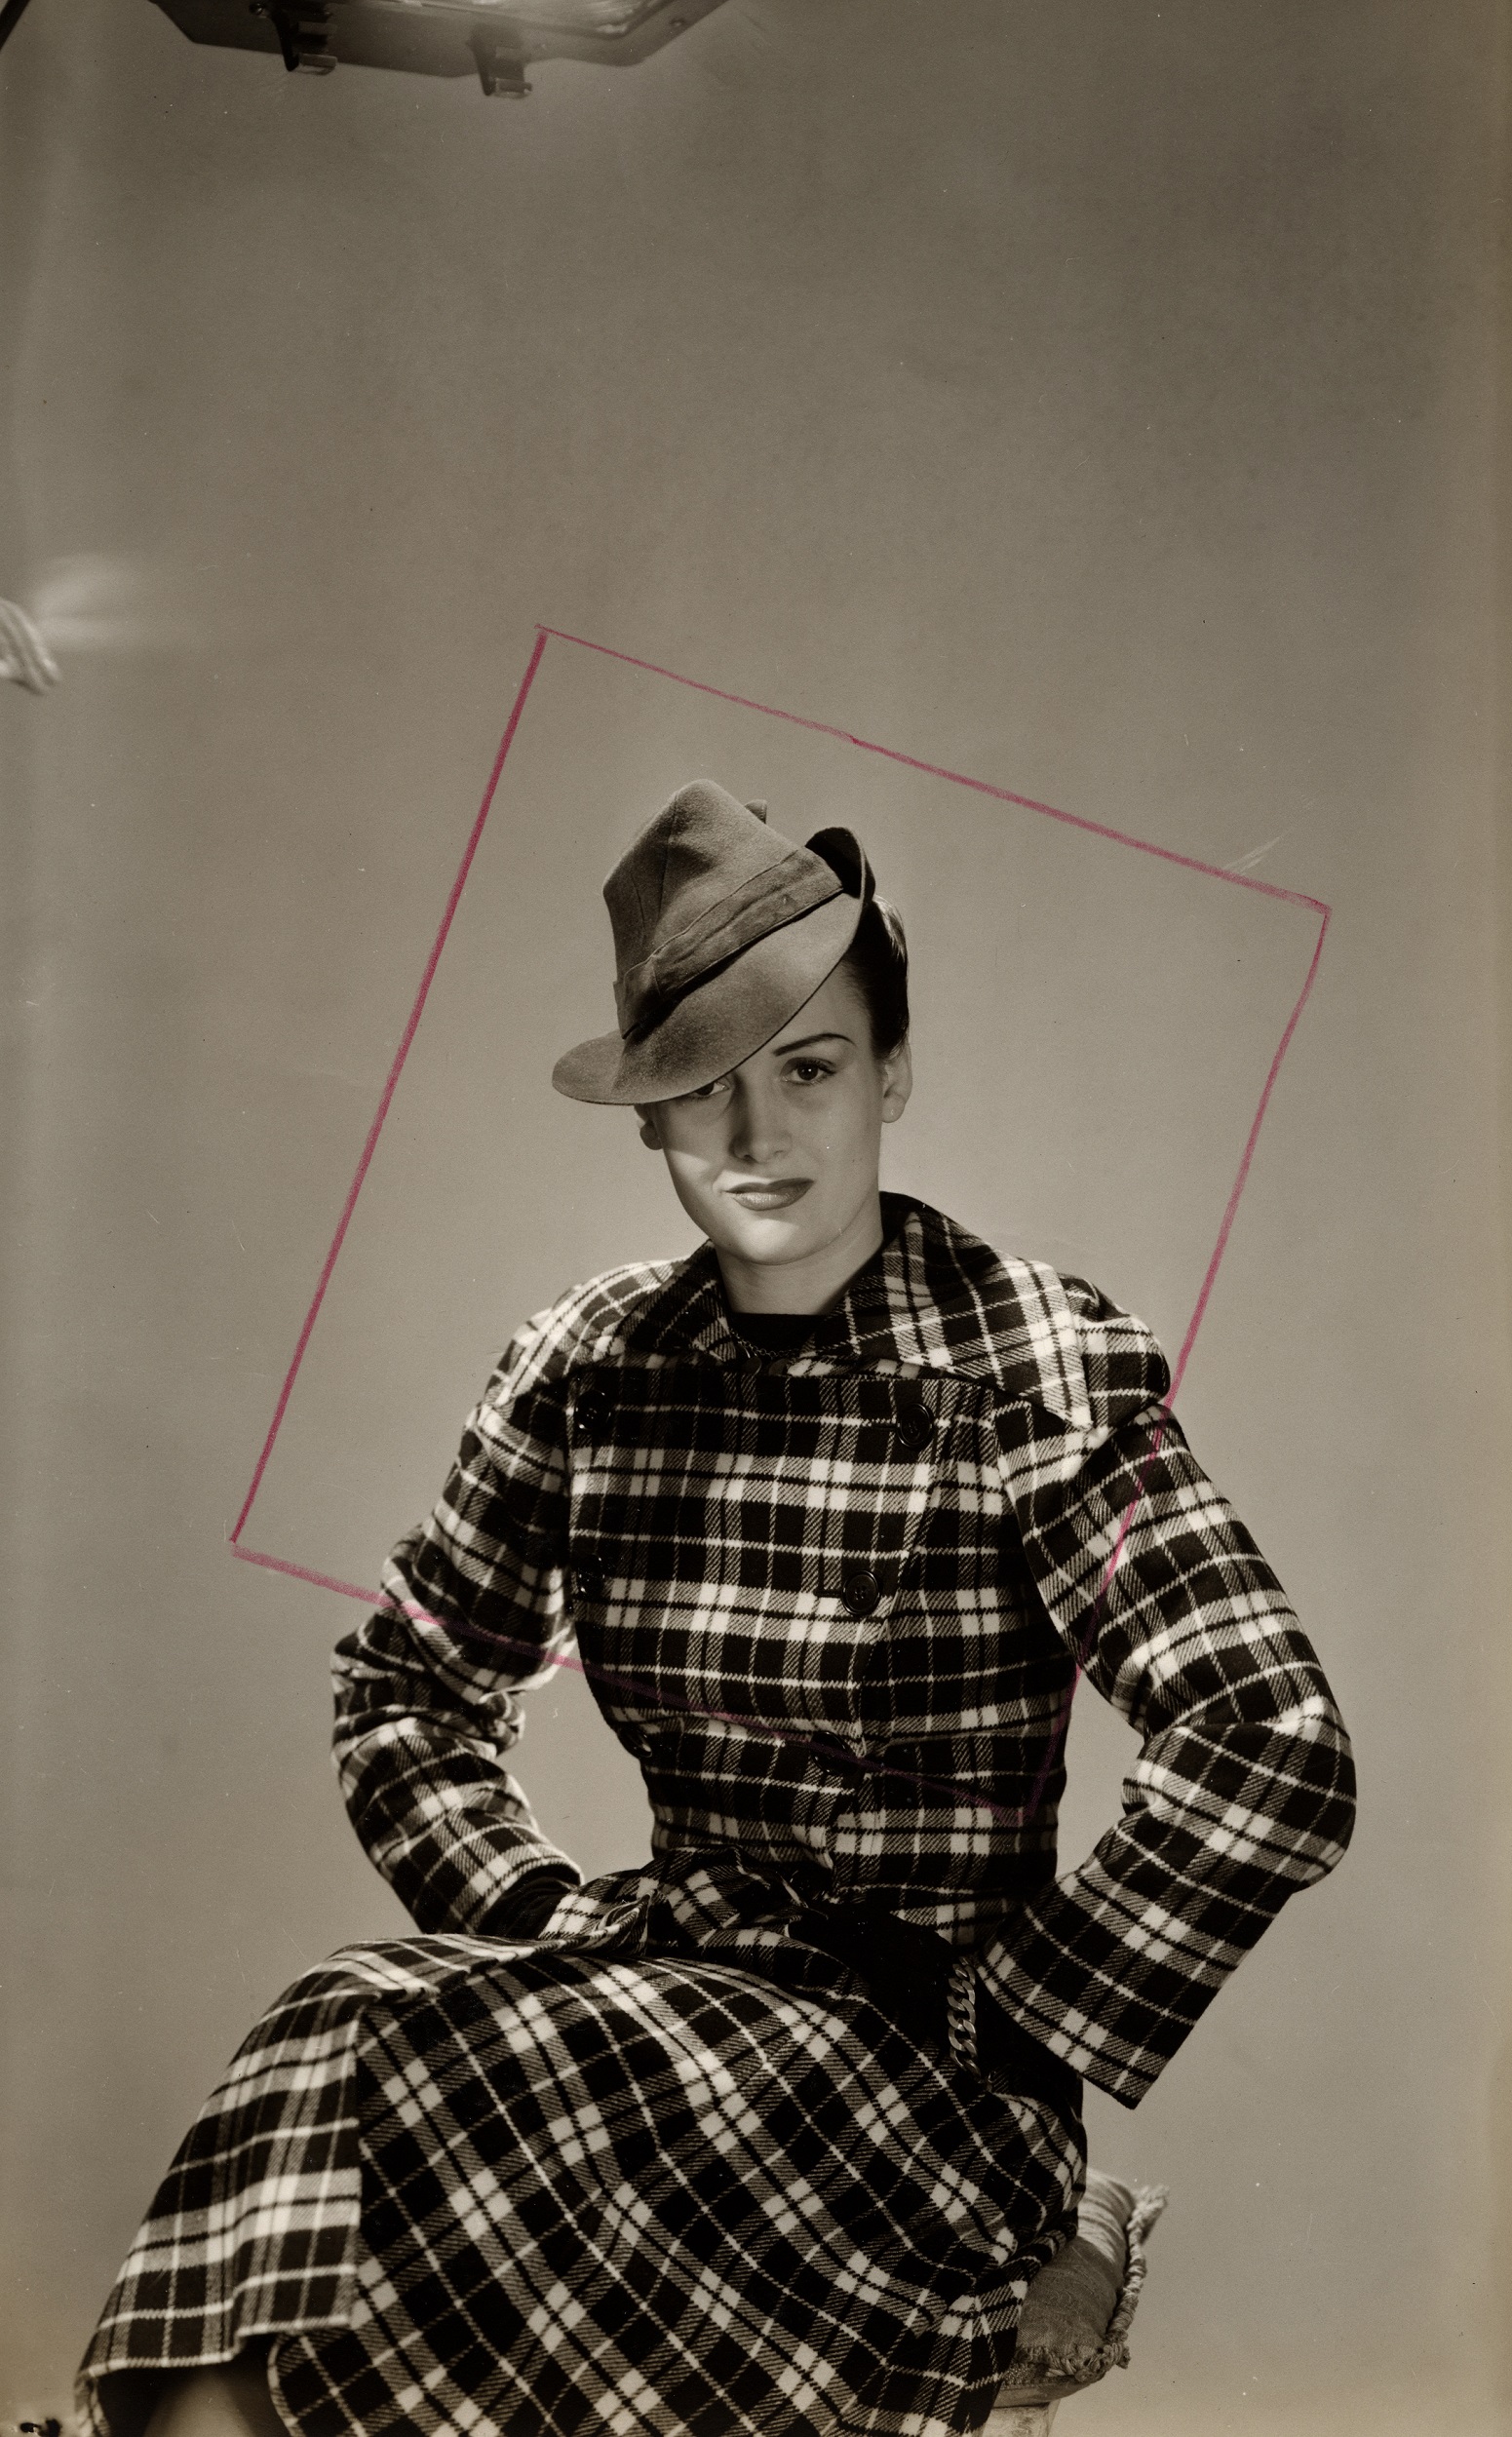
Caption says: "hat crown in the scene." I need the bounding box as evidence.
[552,778,871,1104]
[602,783,796,978]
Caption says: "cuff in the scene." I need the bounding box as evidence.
[479,1866,579,1941]
[974,1966,1084,2127]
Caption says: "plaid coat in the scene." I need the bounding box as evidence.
[80,1200,1353,2437]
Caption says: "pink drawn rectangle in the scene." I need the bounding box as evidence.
[225,624,1331,1820]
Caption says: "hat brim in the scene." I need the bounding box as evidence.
[552,886,866,1105]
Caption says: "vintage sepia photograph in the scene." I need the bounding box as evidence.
[2,7,1508,2437]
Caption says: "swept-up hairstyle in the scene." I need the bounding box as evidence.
[837,892,910,1058]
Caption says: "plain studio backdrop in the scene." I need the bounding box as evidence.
[1,4,1508,2432]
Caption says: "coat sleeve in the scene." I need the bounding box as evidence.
[331,1310,584,1936]
[977,1287,1356,2109]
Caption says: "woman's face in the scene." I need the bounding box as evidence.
[637,963,912,1310]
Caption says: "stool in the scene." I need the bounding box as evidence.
[984,2171,1167,2436]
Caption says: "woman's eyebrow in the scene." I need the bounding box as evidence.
[772,1030,853,1053]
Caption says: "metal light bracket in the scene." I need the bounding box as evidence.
[149,0,728,89]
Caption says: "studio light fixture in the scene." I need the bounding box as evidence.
[145,0,727,93]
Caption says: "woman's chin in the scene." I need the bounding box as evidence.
[711,1205,822,1268]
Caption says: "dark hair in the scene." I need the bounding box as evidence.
[838,891,910,1058]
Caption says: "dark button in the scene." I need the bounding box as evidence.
[571,1565,605,1603]
[811,1737,868,1780]
[840,1568,881,1617]
[574,1388,609,1440]
[894,1407,935,1453]
[880,1741,919,1772]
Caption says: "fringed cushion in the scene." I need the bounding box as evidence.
[994,2170,1168,2404]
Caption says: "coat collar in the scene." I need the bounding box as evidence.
[624,1195,1093,1429]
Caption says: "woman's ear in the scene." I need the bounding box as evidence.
[634,1104,662,1150]
[879,1037,913,1125]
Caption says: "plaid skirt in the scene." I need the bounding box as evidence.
[78,1913,1084,2437]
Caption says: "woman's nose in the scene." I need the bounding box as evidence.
[729,1082,789,1165]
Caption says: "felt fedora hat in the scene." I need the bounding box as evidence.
[553,780,872,1105]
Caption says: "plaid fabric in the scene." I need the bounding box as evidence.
[81,1927,1081,2437]
[272,1948,1079,2437]
[79,1198,1353,2436]
[331,1194,1353,2100]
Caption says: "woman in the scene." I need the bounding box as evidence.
[81,782,1355,2437]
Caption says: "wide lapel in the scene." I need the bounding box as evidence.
[606,1197,1091,1431]
[809,1199,1093,1430]
[619,1240,742,1368]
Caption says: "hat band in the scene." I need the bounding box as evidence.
[617,849,844,1038]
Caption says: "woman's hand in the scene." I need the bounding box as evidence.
[793,1905,957,2049]
[793,1904,1083,2124]
[482,1868,579,1940]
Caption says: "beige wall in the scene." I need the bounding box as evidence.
[2,2,1508,2429]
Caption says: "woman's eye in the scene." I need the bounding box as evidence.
[786,1061,834,1085]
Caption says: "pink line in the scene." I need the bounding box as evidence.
[537,626,1330,917]
[1015,908,1329,1802]
[1016,909,1330,1806]
[1165,903,1331,1402]
[1016,1412,1178,1825]
[229,633,549,1547]
[231,1539,1027,1825]
[232,1541,393,1606]
[1014,911,1326,1813]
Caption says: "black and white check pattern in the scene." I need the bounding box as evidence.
[81,1928,1082,2437]
[79,1199,1353,2437]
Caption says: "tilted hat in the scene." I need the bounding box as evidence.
[553,780,872,1105]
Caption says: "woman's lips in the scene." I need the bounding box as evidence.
[725,1179,813,1212]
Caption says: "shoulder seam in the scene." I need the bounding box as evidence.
[487,1257,689,1400]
